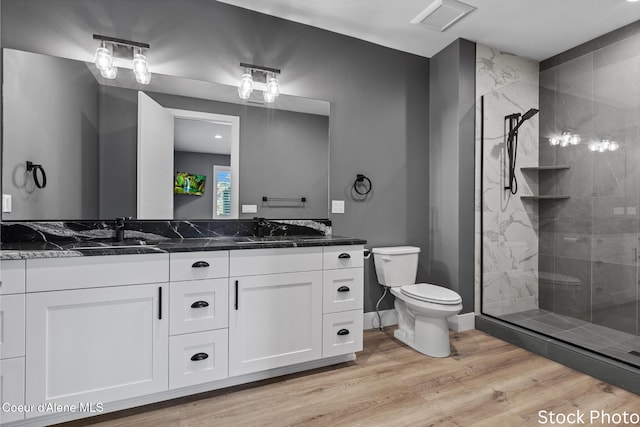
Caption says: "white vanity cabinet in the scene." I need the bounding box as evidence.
[168,252,229,389]
[24,254,169,415]
[3,242,365,426]
[228,247,324,376]
[1,260,27,423]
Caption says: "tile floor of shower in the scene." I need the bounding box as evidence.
[498,308,640,367]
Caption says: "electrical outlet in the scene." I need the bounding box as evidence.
[331,200,345,214]
[242,204,257,213]
[2,194,11,213]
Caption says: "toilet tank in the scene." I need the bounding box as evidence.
[371,246,420,287]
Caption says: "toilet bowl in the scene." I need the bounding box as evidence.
[372,246,462,357]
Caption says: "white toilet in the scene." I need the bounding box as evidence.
[372,246,462,357]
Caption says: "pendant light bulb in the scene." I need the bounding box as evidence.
[266,75,280,98]
[95,42,113,72]
[238,72,253,100]
[263,90,276,103]
[100,65,118,79]
[135,70,151,84]
[133,50,149,75]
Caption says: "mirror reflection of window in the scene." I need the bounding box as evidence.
[214,165,232,218]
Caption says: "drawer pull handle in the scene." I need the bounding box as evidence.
[192,261,210,268]
[190,352,209,361]
[191,300,210,309]
[337,329,350,336]
[338,253,351,259]
[337,286,350,293]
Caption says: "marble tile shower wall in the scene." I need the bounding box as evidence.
[539,34,640,335]
[476,44,540,316]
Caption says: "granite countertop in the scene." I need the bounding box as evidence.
[0,235,367,260]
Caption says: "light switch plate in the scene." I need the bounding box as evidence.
[331,200,345,214]
[2,194,11,213]
[242,204,258,214]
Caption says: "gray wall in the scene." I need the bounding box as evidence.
[3,49,99,220]
[99,85,137,218]
[2,0,430,313]
[174,151,230,219]
[428,39,476,313]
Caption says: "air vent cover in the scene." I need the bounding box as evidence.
[411,0,476,32]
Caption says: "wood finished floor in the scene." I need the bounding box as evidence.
[62,329,640,427]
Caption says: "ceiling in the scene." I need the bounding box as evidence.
[174,119,232,155]
[217,0,640,60]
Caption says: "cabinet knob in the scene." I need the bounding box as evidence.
[337,329,350,336]
[338,253,351,259]
[190,352,209,361]
[337,286,350,293]
[192,261,210,268]
[190,300,210,309]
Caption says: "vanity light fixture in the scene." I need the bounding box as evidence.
[93,34,151,84]
[549,131,581,147]
[589,139,620,152]
[238,63,281,103]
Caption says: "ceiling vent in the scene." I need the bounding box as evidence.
[411,0,476,32]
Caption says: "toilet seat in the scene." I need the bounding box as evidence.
[400,283,462,305]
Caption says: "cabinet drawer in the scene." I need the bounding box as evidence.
[169,329,228,389]
[170,252,229,282]
[0,260,25,295]
[0,294,25,359]
[170,278,228,335]
[1,357,25,423]
[322,310,363,358]
[26,254,169,292]
[323,268,363,314]
[229,247,322,277]
[323,246,364,270]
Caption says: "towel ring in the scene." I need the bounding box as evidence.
[26,161,47,189]
[353,174,372,195]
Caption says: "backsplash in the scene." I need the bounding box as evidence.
[1,219,332,243]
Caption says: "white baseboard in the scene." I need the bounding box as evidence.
[363,309,397,330]
[447,312,475,332]
[364,310,475,332]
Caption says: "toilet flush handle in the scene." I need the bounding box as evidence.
[381,256,392,262]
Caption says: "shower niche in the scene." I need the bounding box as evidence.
[519,165,571,200]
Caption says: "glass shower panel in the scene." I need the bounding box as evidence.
[482,34,640,366]
[538,53,594,325]
[590,37,639,338]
